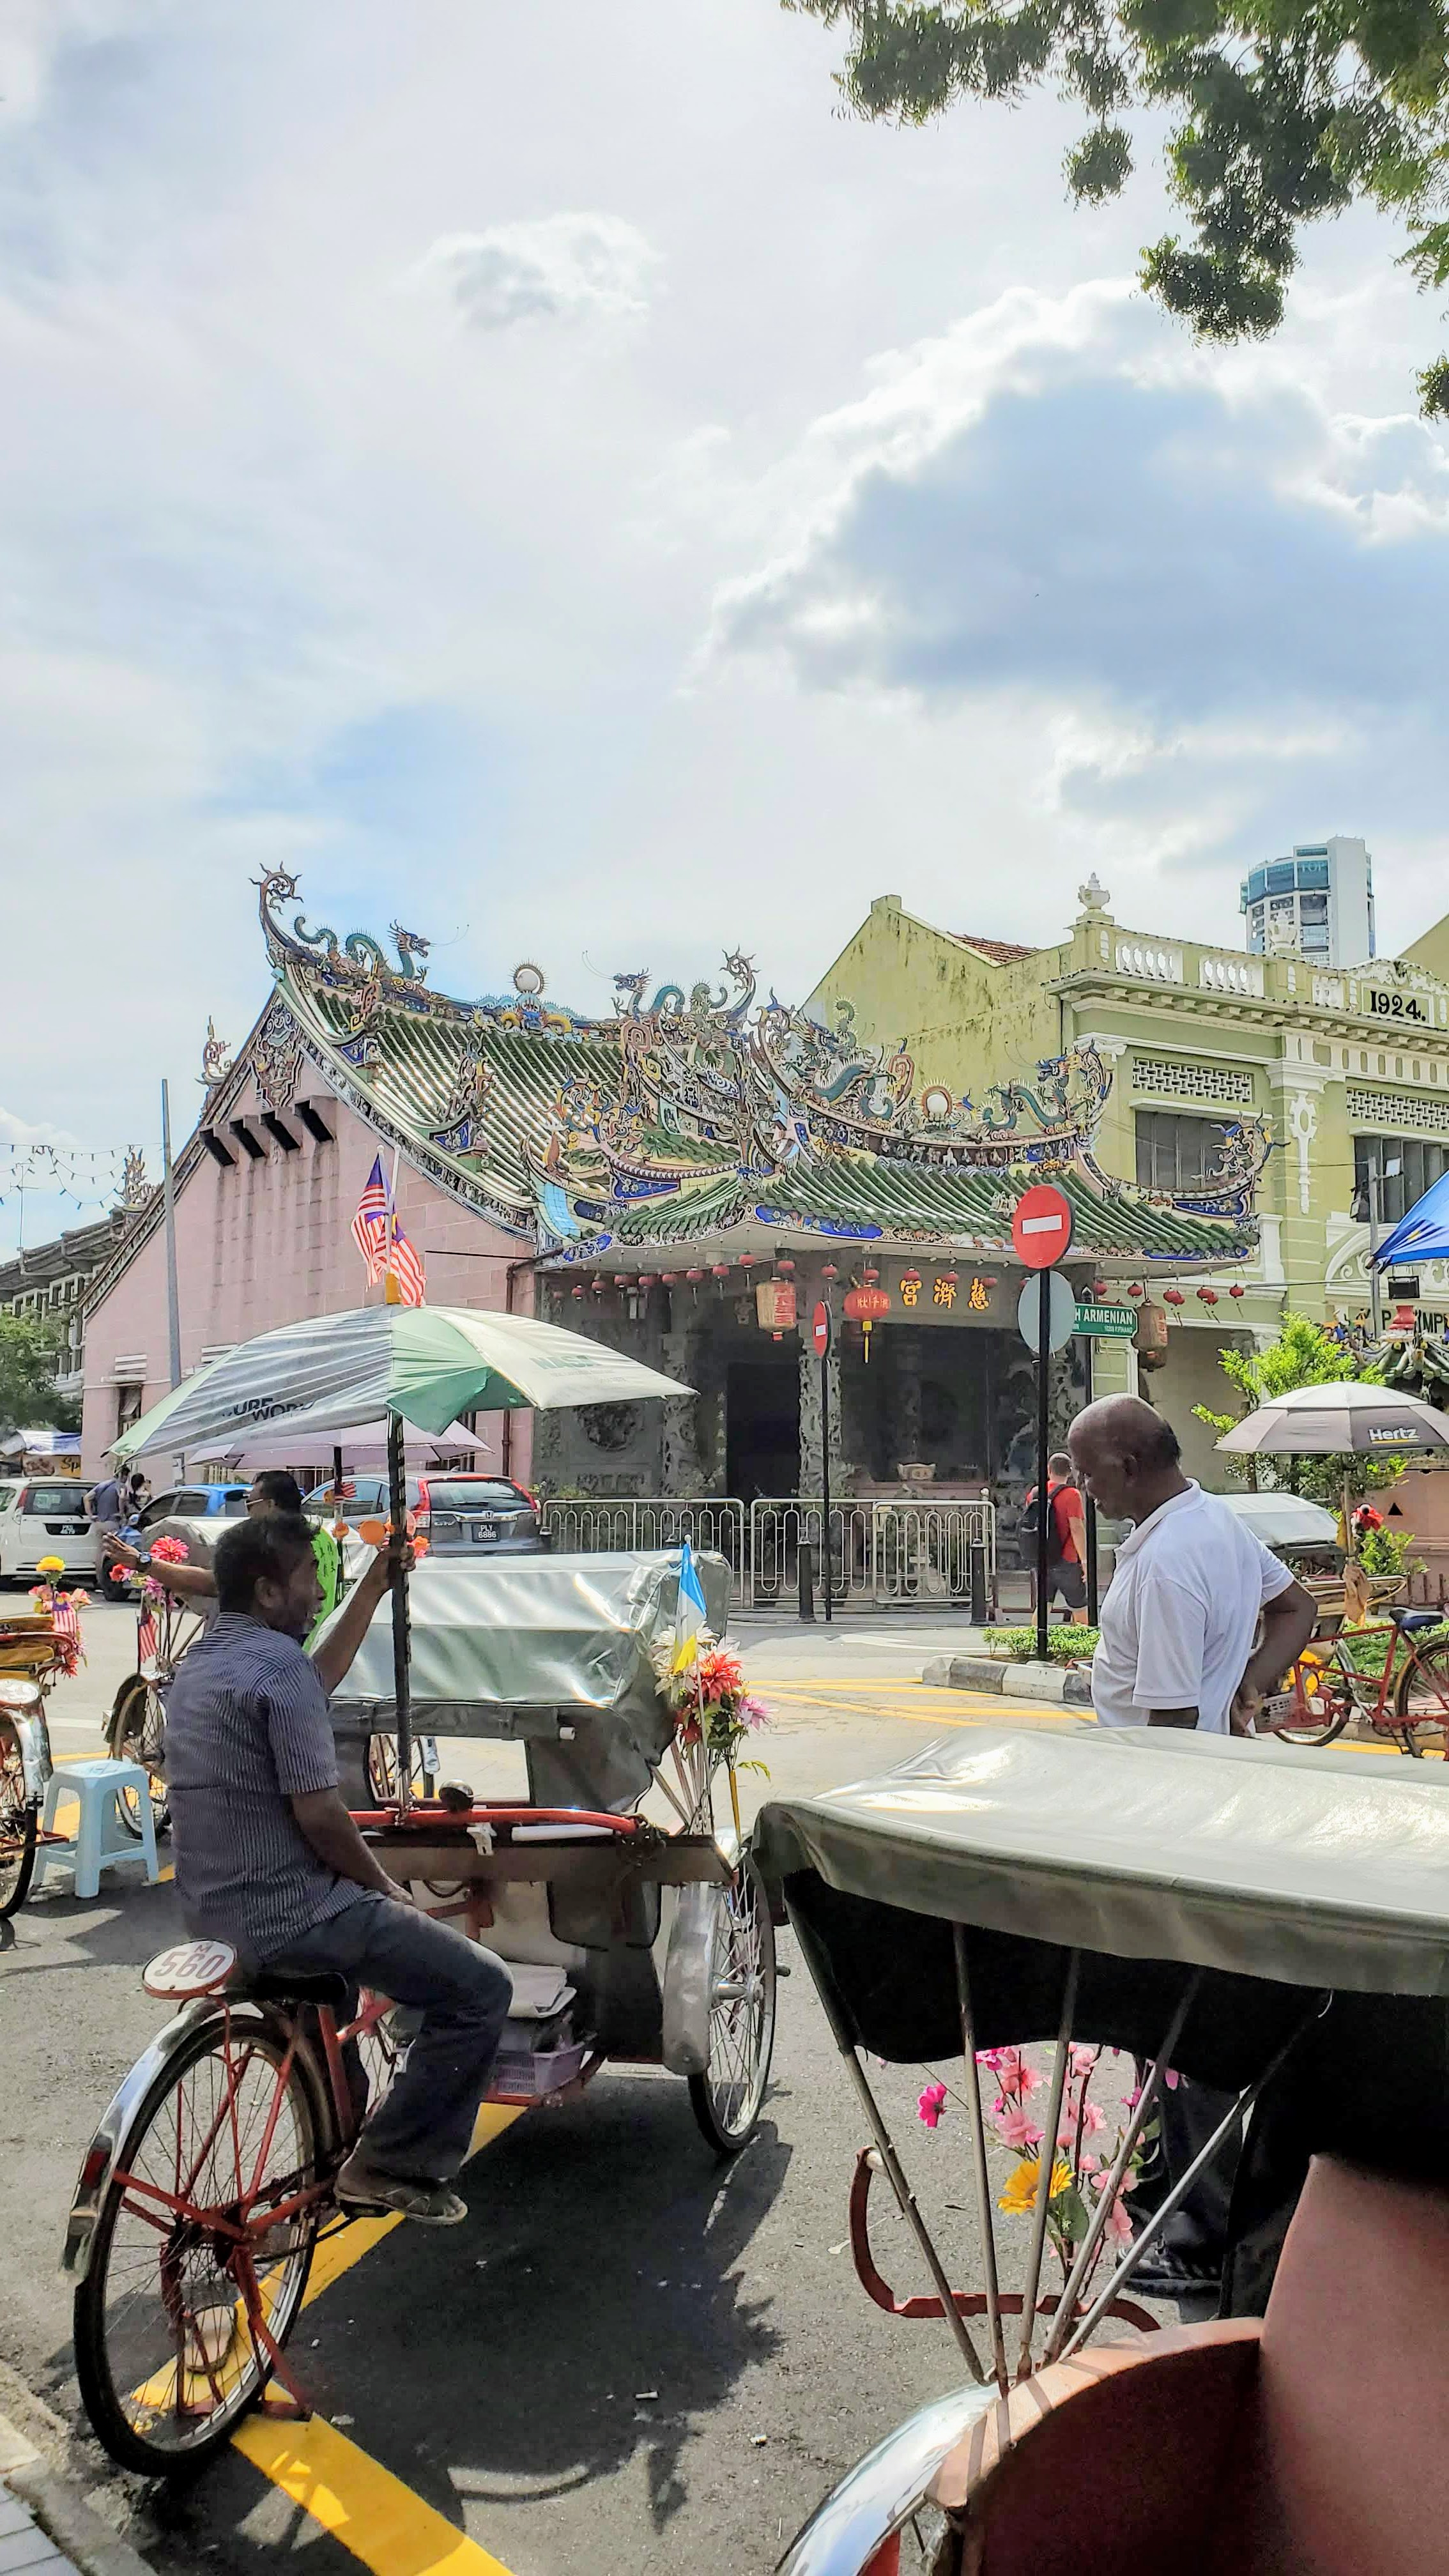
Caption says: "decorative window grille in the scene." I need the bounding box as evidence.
[1346,1086,1449,1135]
[1132,1057,1254,1106]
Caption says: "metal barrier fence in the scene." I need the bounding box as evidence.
[539,1498,749,1601]
[539,1494,995,1613]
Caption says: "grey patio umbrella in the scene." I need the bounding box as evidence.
[1216,1379,1449,1549]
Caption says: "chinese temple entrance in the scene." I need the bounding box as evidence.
[726,1355,801,1502]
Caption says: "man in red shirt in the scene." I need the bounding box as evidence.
[1023,1450,1090,1622]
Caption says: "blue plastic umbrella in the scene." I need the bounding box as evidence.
[1372,1168,1449,1269]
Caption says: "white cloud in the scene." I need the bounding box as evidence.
[415,213,661,332]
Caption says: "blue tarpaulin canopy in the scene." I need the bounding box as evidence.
[1372,1169,1449,1269]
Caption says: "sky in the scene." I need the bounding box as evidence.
[3,0,1448,1253]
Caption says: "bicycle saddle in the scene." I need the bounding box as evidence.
[229,1968,353,2009]
[1388,1607,1443,1634]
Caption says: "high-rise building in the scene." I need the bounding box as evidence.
[1240,837,1375,965]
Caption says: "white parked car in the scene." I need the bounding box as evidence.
[0,1478,97,1583]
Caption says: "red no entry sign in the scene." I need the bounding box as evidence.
[1012,1183,1073,1271]
[811,1300,832,1358]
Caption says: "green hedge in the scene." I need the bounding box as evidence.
[984,1625,1100,1663]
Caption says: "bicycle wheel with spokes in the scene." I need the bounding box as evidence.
[109,1675,171,1839]
[74,2012,325,2475]
[1269,1658,1354,1748]
[688,1854,778,2154]
[365,1731,438,1803]
[0,1715,38,1919]
[1396,1637,1449,1751]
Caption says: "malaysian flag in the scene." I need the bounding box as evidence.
[137,1608,158,1666]
[350,1156,426,1305]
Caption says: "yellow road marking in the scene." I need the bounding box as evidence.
[233,2414,514,2575]
[232,2100,528,2571]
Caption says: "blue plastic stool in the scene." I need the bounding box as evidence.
[34,1759,160,1900]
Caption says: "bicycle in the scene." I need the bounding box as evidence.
[65,1937,399,2474]
[1268,1591,1449,1753]
[106,1591,203,1842]
[0,1611,81,1919]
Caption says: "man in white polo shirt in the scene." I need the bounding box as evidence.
[1068,1395,1316,1735]
[1066,1394,1319,2304]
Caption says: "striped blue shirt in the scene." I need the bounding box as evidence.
[165,1611,356,1961]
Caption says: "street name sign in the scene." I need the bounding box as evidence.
[1074,1303,1137,1339]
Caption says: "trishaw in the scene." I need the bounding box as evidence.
[0,1601,85,1919]
[62,1547,779,2475]
[754,1719,1449,2574]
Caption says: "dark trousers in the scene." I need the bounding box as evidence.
[268,1892,511,2181]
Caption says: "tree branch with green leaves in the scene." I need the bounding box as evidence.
[789,0,1449,413]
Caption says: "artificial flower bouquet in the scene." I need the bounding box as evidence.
[28,1558,91,1676]
[917,2042,1163,2284]
[648,1628,769,1829]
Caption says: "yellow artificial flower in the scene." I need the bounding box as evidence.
[35,1556,65,1577]
[997,2154,1074,2216]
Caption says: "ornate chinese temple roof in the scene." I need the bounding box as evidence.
[249,870,1264,1271]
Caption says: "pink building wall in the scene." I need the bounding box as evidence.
[82,1062,534,1483]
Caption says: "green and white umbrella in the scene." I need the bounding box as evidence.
[112,1303,690,1462]
[110,1304,692,1811]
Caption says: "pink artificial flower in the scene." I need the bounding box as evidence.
[995,2103,1044,2154]
[917,2083,949,2129]
[1163,2067,1180,2091]
[1103,2193,1135,2244]
[994,2050,1039,2096]
[149,1535,190,1563]
[1079,2100,1107,2135]
[1069,2044,1100,2076]
[739,1696,769,1731]
[1078,2150,1100,2175]
[1123,2086,1142,2110]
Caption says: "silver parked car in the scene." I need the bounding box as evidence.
[302,1470,546,1558]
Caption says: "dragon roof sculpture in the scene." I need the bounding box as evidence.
[255,869,1267,1262]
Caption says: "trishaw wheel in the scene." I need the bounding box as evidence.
[73,2012,322,2476]
[688,1853,777,2154]
[1269,1658,1353,1747]
[365,1733,438,1804]
[1395,1637,1449,1749]
[0,1714,38,1919]
[109,1676,170,1839]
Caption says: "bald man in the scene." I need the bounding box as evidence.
[1068,1396,1316,1734]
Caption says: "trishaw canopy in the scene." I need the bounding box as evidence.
[753,1724,1449,2000]
[325,1547,733,1809]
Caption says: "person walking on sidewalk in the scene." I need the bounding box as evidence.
[1023,1450,1090,1624]
[164,1511,510,2226]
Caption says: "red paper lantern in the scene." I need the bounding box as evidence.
[776,1257,795,1276]
[660,1271,677,1284]
[571,1282,585,1300]
[613,1275,631,1289]
[1092,1280,1110,1298]
[739,1252,756,1269]
[712,1263,730,1282]
[1126,1283,1144,1298]
[821,1262,839,1280]
[1197,1287,1219,1305]
[686,1268,705,1284]
[844,1281,891,1360]
[1229,1284,1246,1300]
[862,1264,880,1284]
[1163,1287,1185,1307]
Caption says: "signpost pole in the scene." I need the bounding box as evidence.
[1081,1331,1100,1625]
[1036,1273,1052,1661]
[821,1343,832,1626]
[813,1298,834,1626]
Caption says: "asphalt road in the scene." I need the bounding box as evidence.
[1,1598,1086,2576]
